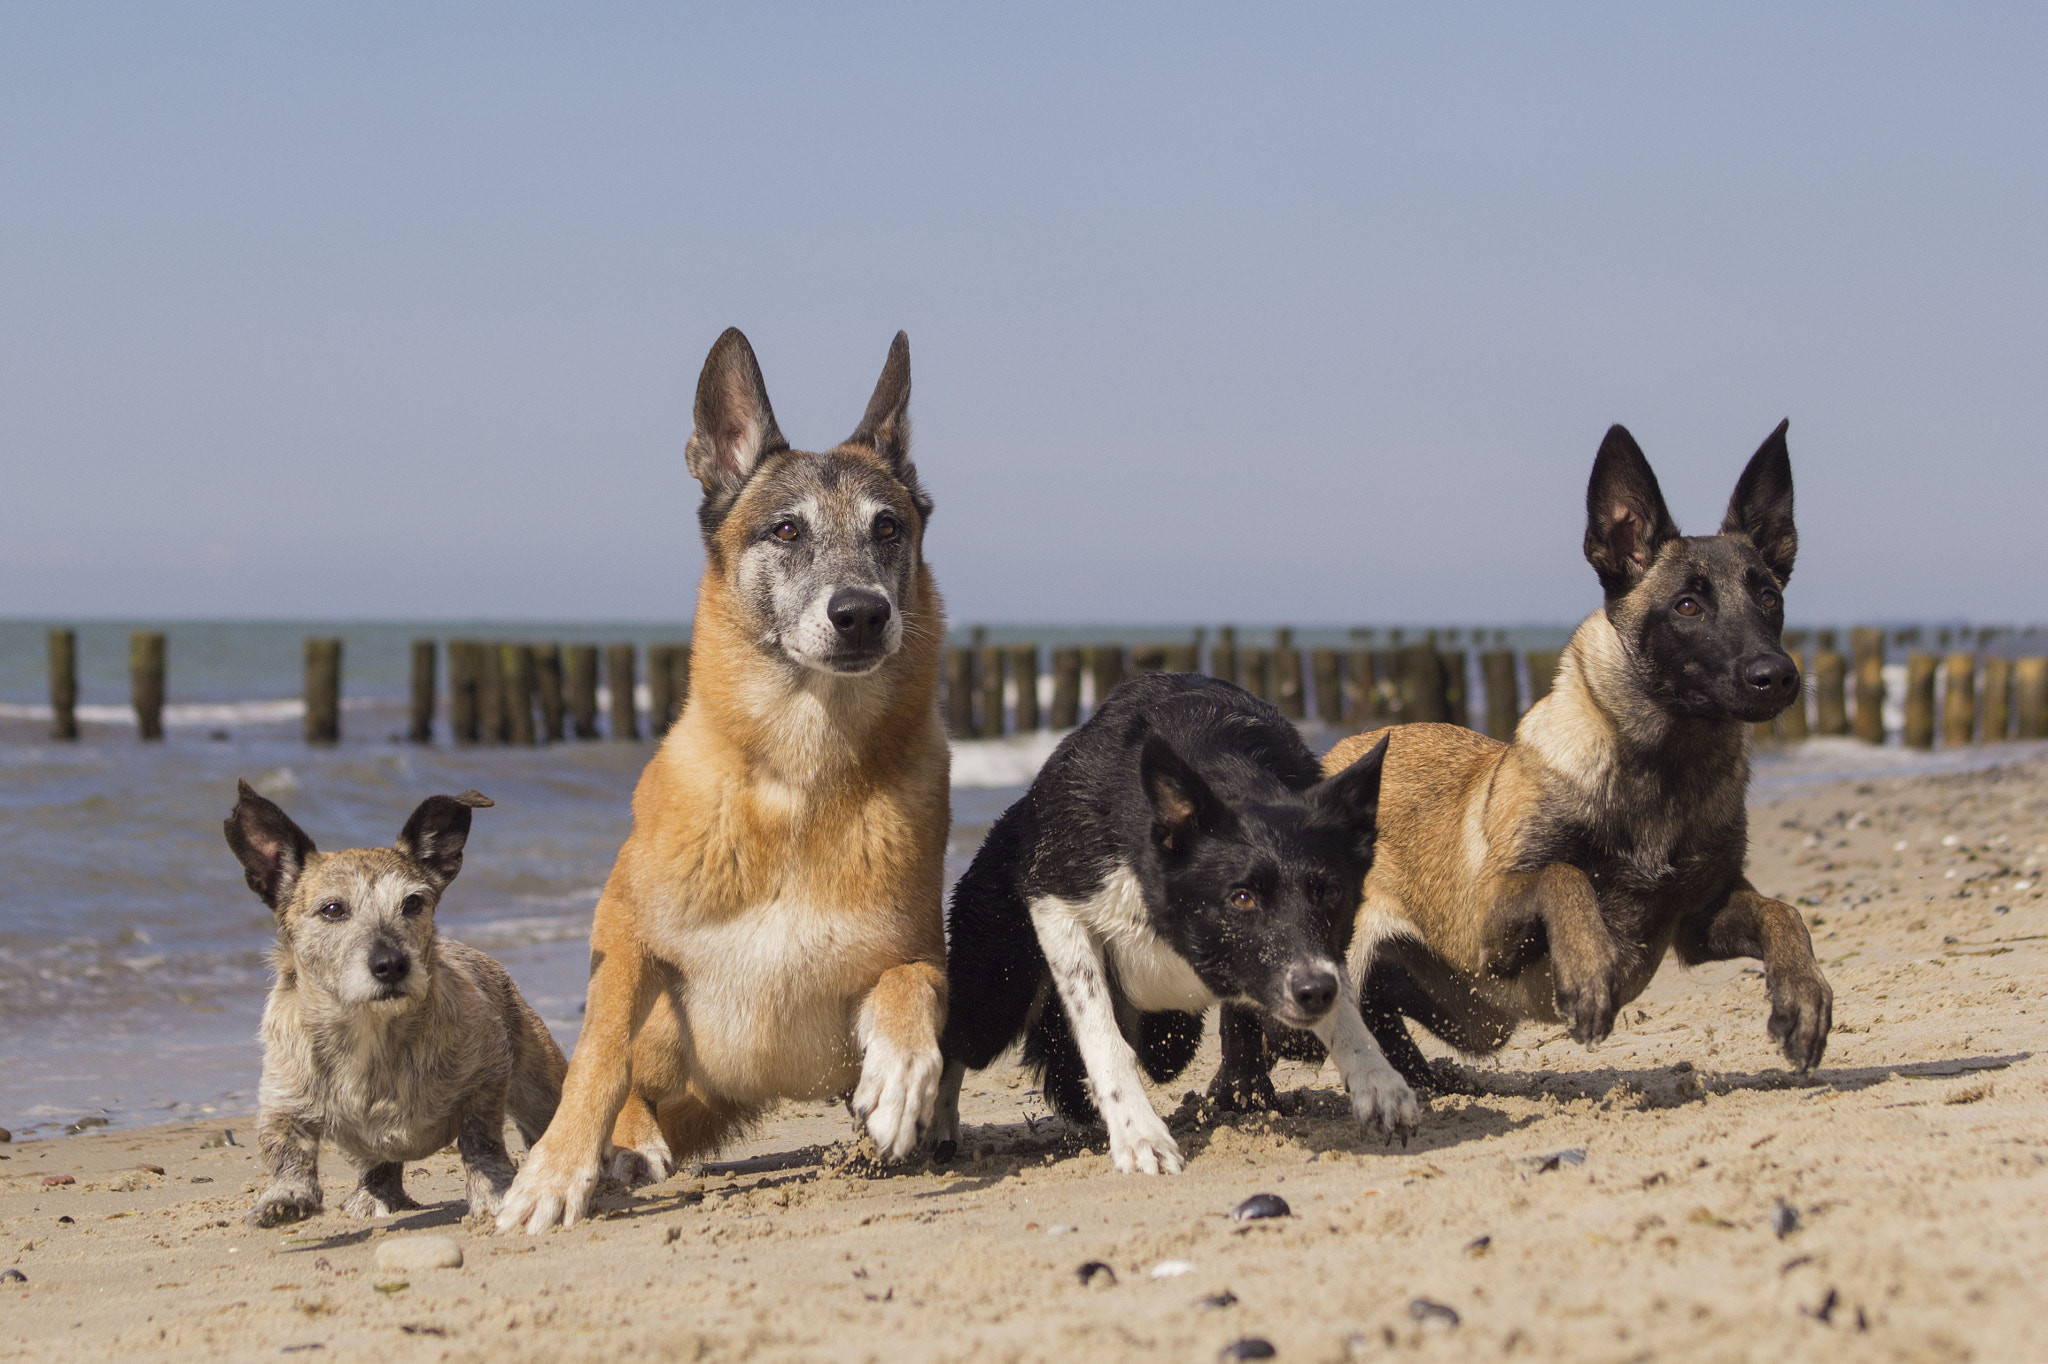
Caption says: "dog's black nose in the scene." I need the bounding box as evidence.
[368,943,410,985]
[827,588,893,648]
[1288,968,1339,1017]
[1743,654,1799,696]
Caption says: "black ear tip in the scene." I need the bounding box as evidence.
[235,778,258,801]
[452,790,494,809]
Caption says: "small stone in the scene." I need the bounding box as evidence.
[0,1127,12,1143]
[1771,1200,1801,1239]
[138,1165,165,1175]
[1232,1194,1291,1222]
[1409,1297,1460,1328]
[63,1116,109,1134]
[1464,1235,1492,1258]
[0,1269,25,1284]
[1074,1260,1117,1287]
[1045,1223,1077,1236]
[55,1216,74,1225]
[1219,1339,1277,1360]
[190,1176,214,1184]
[199,1130,236,1150]
[1150,1260,1197,1279]
[41,1176,73,1187]
[373,1236,464,1273]
[1530,1148,1586,1173]
[1195,1290,1239,1310]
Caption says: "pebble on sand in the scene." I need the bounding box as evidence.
[1232,1193,1291,1222]
[374,1236,465,1273]
[0,1126,12,1143]
[41,1175,73,1187]
[1219,1339,1276,1360]
[0,1269,25,1284]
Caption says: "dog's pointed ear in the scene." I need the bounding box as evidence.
[1584,424,1682,597]
[397,789,494,889]
[1140,733,1226,856]
[848,331,911,465]
[685,328,787,500]
[846,331,934,522]
[224,779,316,912]
[1310,734,1387,860]
[1721,418,1797,584]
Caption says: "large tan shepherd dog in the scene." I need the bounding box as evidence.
[1215,422,1833,1106]
[499,329,949,1233]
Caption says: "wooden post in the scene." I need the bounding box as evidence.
[448,642,478,744]
[1979,655,2011,742]
[1008,645,1040,732]
[1851,626,1886,744]
[565,644,600,740]
[1942,652,1977,747]
[1393,643,1447,724]
[1311,649,1343,725]
[502,644,537,746]
[977,645,1005,738]
[2014,657,2048,740]
[1812,650,1848,735]
[1273,644,1306,720]
[1480,649,1518,740]
[1088,644,1126,715]
[1130,645,1168,674]
[1778,649,1811,741]
[1440,650,1469,728]
[47,629,78,741]
[534,644,565,743]
[475,641,506,744]
[647,645,678,740]
[1525,649,1560,705]
[130,631,166,742]
[408,640,436,744]
[1902,652,1936,750]
[945,647,975,738]
[1164,643,1200,674]
[1050,647,1082,729]
[1238,647,1271,702]
[1210,627,1238,685]
[1343,649,1376,726]
[304,637,341,746]
[606,643,639,741]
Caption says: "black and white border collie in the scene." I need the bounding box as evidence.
[933,672,1418,1173]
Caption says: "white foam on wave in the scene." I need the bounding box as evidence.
[949,729,1068,789]
[0,696,391,727]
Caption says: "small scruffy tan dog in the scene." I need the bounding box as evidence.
[224,781,566,1228]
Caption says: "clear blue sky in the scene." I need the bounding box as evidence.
[3,4,2043,627]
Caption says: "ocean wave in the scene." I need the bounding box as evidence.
[0,695,394,727]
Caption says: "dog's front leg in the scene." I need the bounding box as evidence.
[1312,987,1421,1143]
[852,959,946,1161]
[1029,900,1182,1174]
[247,1107,325,1228]
[497,926,654,1234]
[1675,882,1833,1071]
[1499,865,1625,1046]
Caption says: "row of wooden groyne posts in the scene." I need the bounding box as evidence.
[33,625,2048,749]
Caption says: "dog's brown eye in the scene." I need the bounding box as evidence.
[1227,889,1257,911]
[316,900,347,922]
[401,894,424,918]
[1675,598,1702,618]
[772,520,800,543]
[1759,590,1780,610]
[874,513,898,542]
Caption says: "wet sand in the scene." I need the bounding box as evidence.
[4,754,2045,1363]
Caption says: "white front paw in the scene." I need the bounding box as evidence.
[1107,1105,1184,1175]
[853,1031,942,1162]
[495,1140,600,1235]
[1347,1063,1420,1142]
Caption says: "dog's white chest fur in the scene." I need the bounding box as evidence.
[263,998,466,1166]
[657,898,878,1102]
[1063,864,1216,1014]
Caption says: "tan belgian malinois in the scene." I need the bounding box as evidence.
[499,329,950,1233]
[1214,421,1832,1107]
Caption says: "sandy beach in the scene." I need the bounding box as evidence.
[4,752,2045,1364]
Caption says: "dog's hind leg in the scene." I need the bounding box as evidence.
[341,1162,420,1219]
[1207,1003,1282,1114]
[247,1107,325,1228]
[930,1059,967,1162]
[1134,1009,1205,1085]
[653,1082,757,1167]
[1021,987,1097,1126]
[608,1089,674,1188]
[459,1111,519,1221]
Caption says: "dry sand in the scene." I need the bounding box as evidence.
[4,755,2046,1364]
